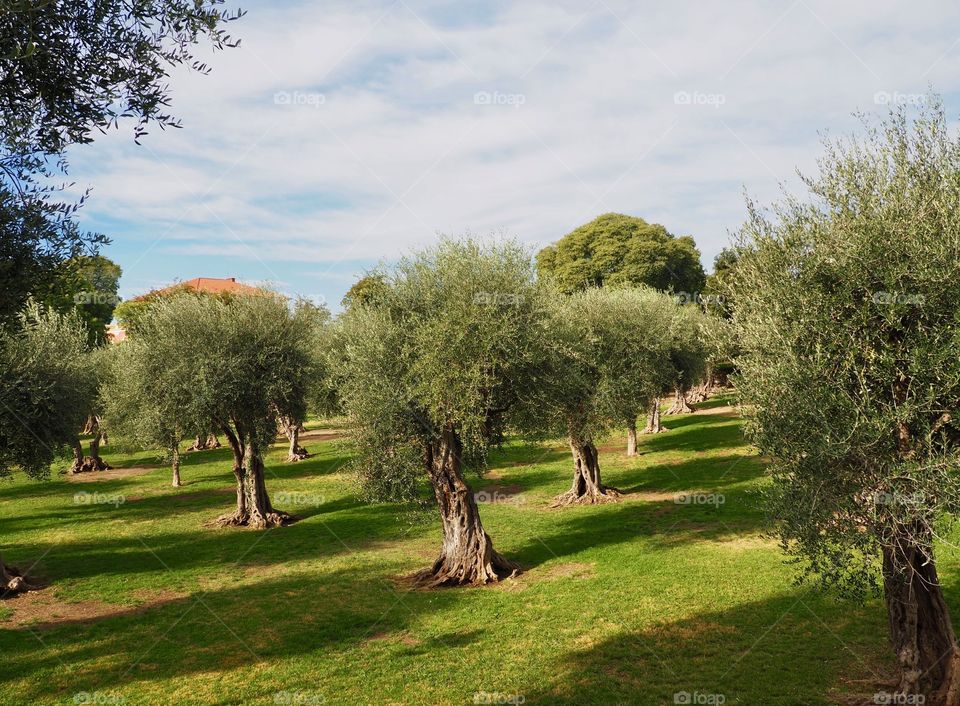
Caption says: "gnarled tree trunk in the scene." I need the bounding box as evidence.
[68,434,111,474]
[883,538,960,706]
[171,445,182,487]
[413,426,517,587]
[187,433,222,451]
[663,386,695,415]
[280,417,309,462]
[213,425,249,526]
[554,423,621,506]
[643,397,665,434]
[626,418,638,456]
[0,556,36,596]
[241,437,292,529]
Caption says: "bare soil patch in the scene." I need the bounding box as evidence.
[65,465,160,483]
[4,587,189,630]
[297,428,347,442]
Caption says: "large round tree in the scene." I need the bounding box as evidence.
[333,239,548,587]
[536,213,706,295]
[732,99,960,705]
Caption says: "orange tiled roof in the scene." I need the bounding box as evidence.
[134,277,267,301]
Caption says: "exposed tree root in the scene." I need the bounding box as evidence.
[286,446,310,463]
[208,509,296,529]
[69,456,112,474]
[1,560,38,597]
[412,547,519,588]
[187,434,222,451]
[663,388,696,415]
[552,485,622,507]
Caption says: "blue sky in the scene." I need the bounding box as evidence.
[65,0,960,311]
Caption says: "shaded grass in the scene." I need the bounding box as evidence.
[0,394,951,705]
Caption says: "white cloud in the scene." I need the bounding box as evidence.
[66,0,960,304]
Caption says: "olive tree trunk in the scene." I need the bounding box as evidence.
[187,433,222,451]
[413,426,517,587]
[171,445,182,487]
[553,426,620,506]
[68,435,111,474]
[0,556,35,596]
[280,417,309,462]
[626,418,638,456]
[643,397,665,434]
[663,386,695,415]
[883,539,960,706]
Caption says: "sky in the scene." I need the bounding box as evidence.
[66,0,960,310]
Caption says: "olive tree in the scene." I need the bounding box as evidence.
[544,287,674,503]
[100,339,198,488]
[333,239,548,587]
[0,303,94,593]
[125,292,315,527]
[731,99,960,704]
[661,303,711,415]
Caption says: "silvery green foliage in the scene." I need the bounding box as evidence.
[732,96,960,599]
[0,302,95,478]
[540,286,678,439]
[332,238,549,502]
[666,302,711,392]
[107,292,316,453]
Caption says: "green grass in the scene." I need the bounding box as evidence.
[2,396,957,705]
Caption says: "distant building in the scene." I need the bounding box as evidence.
[134,276,266,299]
[109,277,268,343]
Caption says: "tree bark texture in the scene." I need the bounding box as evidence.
[171,444,182,487]
[663,386,696,415]
[643,397,665,434]
[554,425,621,506]
[281,417,309,462]
[883,537,960,706]
[626,419,638,456]
[413,426,517,587]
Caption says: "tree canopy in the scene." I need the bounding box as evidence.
[542,286,676,504]
[731,98,960,702]
[0,302,94,479]
[333,238,549,585]
[536,213,706,295]
[114,292,318,527]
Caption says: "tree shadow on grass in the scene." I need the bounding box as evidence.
[2,495,435,588]
[0,566,470,704]
[521,590,893,705]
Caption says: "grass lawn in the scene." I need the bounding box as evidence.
[2,394,957,705]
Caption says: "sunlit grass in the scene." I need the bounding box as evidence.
[1,394,948,705]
